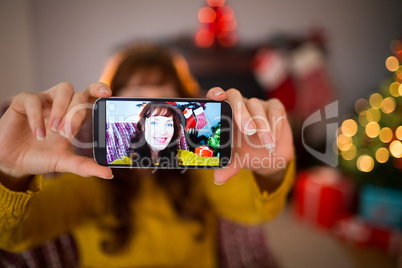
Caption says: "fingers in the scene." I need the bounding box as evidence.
[10,92,46,141]
[56,153,113,179]
[264,98,287,144]
[84,82,112,102]
[225,88,257,135]
[45,82,75,133]
[245,98,276,152]
[206,87,227,101]
[213,160,240,185]
[57,82,111,139]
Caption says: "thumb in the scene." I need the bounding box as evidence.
[213,160,240,185]
[57,153,113,179]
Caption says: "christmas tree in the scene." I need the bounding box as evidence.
[337,38,402,189]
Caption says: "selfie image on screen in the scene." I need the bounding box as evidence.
[106,100,222,167]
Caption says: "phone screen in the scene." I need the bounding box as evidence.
[93,98,232,168]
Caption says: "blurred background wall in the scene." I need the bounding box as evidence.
[1,0,401,116]
[1,1,402,266]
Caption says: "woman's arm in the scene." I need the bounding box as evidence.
[0,172,106,252]
[0,82,114,252]
[197,159,295,224]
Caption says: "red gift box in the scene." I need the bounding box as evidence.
[195,146,214,157]
[293,167,354,229]
[333,216,401,256]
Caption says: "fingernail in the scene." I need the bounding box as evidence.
[214,180,225,185]
[245,121,257,136]
[59,129,67,139]
[99,88,111,94]
[102,175,114,180]
[64,123,74,138]
[246,128,257,135]
[262,133,276,153]
[215,90,224,96]
[51,118,61,133]
[36,128,45,141]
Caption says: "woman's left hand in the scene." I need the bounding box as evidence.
[206,87,294,184]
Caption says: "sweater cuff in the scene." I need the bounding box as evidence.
[251,158,296,218]
[0,175,43,215]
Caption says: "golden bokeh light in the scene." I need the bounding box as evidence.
[365,122,380,138]
[399,83,402,97]
[337,134,353,151]
[342,145,357,161]
[390,140,402,158]
[354,98,369,114]
[396,68,402,83]
[379,127,393,143]
[375,147,390,163]
[396,126,402,140]
[357,154,374,172]
[386,56,399,72]
[389,82,400,97]
[358,111,368,127]
[341,119,358,137]
[381,97,396,114]
[366,108,381,122]
[369,93,383,109]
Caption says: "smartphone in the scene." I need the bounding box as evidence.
[93,97,232,169]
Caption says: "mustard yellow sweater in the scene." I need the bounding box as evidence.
[0,161,295,267]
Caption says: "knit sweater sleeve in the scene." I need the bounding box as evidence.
[0,173,105,252]
[197,159,296,224]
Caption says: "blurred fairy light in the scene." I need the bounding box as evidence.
[399,83,402,96]
[385,56,399,72]
[379,127,393,143]
[341,119,358,137]
[380,97,396,114]
[198,7,216,23]
[389,82,400,97]
[375,147,390,163]
[357,154,374,172]
[366,108,381,122]
[354,98,369,114]
[365,121,380,138]
[341,145,357,161]
[358,111,369,127]
[396,126,402,140]
[195,0,237,48]
[337,134,353,151]
[389,140,402,158]
[369,93,383,109]
[208,0,225,7]
[195,29,215,48]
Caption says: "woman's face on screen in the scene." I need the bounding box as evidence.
[144,112,175,152]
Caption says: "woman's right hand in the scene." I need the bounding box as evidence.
[0,82,113,179]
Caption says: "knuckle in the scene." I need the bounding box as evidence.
[247,97,260,106]
[227,88,241,97]
[268,98,286,113]
[58,82,74,92]
[74,91,89,103]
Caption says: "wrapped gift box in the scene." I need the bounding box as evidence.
[293,167,355,229]
[194,146,214,157]
[359,184,402,229]
[333,216,401,256]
